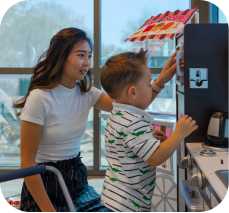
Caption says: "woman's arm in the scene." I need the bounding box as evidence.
[21,121,56,212]
[94,92,113,112]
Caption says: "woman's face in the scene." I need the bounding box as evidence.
[62,40,92,86]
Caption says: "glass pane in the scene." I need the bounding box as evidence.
[101,0,190,66]
[147,75,176,114]
[101,0,189,115]
[0,74,30,168]
[218,8,227,23]
[0,0,93,67]
[81,109,94,167]
[0,74,93,168]
[0,0,94,167]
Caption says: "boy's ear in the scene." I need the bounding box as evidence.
[127,85,137,97]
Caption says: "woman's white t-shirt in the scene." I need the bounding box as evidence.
[20,84,102,163]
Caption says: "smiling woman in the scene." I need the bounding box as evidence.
[12,27,112,212]
[0,0,95,171]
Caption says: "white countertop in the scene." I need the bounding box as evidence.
[186,142,229,201]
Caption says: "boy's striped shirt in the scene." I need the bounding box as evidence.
[101,103,160,212]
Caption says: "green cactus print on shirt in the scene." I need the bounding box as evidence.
[117,131,128,137]
[115,111,124,116]
[108,139,115,144]
[109,177,119,182]
[131,130,146,137]
[143,195,151,202]
[128,155,138,159]
[111,167,122,173]
[139,168,151,174]
[149,180,156,187]
[131,200,141,209]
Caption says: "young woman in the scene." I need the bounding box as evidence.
[16,27,112,212]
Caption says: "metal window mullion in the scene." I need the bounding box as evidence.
[93,0,101,172]
[209,4,219,23]
[0,68,33,74]
[191,0,211,23]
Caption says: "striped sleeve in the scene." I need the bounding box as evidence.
[123,117,160,161]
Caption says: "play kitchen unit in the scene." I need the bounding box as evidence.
[176,24,228,211]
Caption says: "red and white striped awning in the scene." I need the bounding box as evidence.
[126,8,198,42]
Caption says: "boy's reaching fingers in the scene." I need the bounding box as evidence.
[192,124,199,132]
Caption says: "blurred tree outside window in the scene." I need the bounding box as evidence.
[0,0,94,167]
[0,0,93,67]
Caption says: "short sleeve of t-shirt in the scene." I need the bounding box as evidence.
[123,117,160,162]
[20,89,47,125]
[87,86,103,107]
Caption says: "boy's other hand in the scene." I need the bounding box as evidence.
[175,115,198,139]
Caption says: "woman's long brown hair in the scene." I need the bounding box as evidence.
[14,27,93,108]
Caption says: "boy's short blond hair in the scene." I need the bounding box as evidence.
[100,49,147,99]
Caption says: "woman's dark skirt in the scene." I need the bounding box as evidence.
[20,154,110,212]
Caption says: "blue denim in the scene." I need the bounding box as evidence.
[74,185,112,212]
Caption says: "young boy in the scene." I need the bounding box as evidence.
[100,50,198,212]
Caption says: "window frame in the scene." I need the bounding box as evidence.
[0,0,213,175]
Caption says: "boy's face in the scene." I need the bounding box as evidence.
[133,65,153,109]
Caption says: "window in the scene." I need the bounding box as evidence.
[101,0,190,65]
[0,0,93,67]
[1,0,205,172]
[218,7,227,23]
[100,0,190,167]
[0,75,30,168]
[0,0,94,168]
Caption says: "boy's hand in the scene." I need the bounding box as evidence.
[175,115,198,139]
[163,51,176,71]
[155,52,177,88]
[153,129,167,142]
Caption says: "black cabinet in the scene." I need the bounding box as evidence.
[176,24,228,143]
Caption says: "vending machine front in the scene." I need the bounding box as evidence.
[176,24,228,211]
